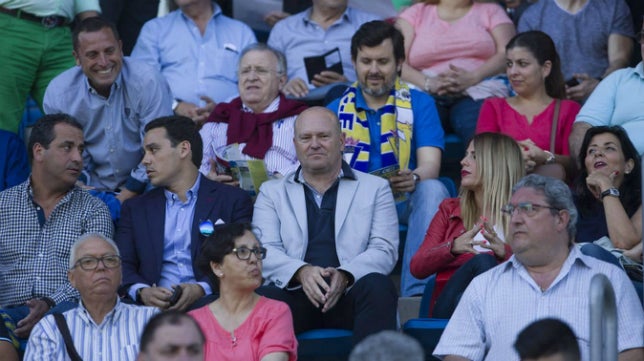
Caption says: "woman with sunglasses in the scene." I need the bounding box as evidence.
[188,223,297,361]
[410,132,524,318]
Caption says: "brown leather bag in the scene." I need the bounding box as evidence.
[531,100,566,181]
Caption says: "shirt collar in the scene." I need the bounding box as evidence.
[634,61,644,79]
[85,70,123,97]
[164,173,202,205]
[241,96,280,114]
[180,1,222,21]
[78,298,122,327]
[505,244,591,274]
[303,6,352,26]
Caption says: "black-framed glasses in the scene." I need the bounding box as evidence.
[73,255,121,270]
[501,202,561,217]
[231,246,267,261]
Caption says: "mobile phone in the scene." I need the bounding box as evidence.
[168,285,183,306]
[565,78,580,87]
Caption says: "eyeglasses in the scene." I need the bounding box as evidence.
[238,66,280,77]
[501,202,561,217]
[231,246,267,261]
[73,255,121,270]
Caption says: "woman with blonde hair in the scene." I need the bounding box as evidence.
[410,132,524,317]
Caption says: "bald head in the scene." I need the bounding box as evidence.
[293,107,345,176]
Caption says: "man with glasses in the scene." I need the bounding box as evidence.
[24,234,158,361]
[0,114,113,361]
[434,174,644,361]
[199,43,308,185]
[254,106,399,344]
[116,116,252,312]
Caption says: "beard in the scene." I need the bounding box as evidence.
[360,73,396,97]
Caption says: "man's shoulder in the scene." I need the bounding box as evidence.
[121,57,164,82]
[47,66,85,93]
[0,180,28,199]
[198,176,252,201]
[346,6,382,24]
[352,169,390,188]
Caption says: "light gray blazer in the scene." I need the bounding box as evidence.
[253,167,399,289]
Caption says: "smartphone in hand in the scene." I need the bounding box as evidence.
[168,285,183,306]
[565,78,580,87]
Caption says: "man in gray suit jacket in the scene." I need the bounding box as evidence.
[254,107,399,344]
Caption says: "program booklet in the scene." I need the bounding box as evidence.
[214,144,268,197]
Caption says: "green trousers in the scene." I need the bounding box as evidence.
[0,12,75,133]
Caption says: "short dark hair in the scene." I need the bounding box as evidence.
[144,116,203,168]
[139,311,205,353]
[72,17,120,51]
[351,20,405,63]
[514,318,580,361]
[197,223,255,291]
[28,114,83,162]
[575,125,641,218]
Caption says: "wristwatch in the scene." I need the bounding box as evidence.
[412,173,421,184]
[600,188,620,200]
[543,151,556,164]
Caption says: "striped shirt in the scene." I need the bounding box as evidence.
[199,96,299,177]
[434,246,644,361]
[24,300,159,361]
[0,180,114,306]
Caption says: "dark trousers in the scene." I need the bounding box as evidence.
[257,272,398,345]
[432,253,497,318]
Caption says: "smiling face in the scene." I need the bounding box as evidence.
[68,237,121,301]
[211,230,263,292]
[33,123,84,189]
[460,141,481,191]
[506,46,551,97]
[583,132,634,188]
[238,49,286,113]
[353,38,400,101]
[73,26,123,97]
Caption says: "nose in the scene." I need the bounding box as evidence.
[141,152,151,166]
[71,147,83,163]
[97,52,109,67]
[507,64,518,76]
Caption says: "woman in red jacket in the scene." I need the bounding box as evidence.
[410,132,524,317]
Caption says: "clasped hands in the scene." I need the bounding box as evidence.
[138,283,204,311]
[425,64,477,96]
[451,218,506,259]
[296,265,349,313]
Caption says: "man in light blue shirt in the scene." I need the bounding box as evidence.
[570,26,644,158]
[44,17,173,205]
[132,0,256,124]
[268,0,380,99]
[434,175,644,361]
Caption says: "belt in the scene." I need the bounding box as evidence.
[0,6,68,28]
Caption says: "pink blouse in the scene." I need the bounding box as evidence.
[189,297,297,361]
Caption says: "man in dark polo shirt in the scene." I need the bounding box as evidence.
[253,106,399,344]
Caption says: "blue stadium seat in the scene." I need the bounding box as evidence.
[296,328,353,361]
[402,274,449,361]
[19,97,43,141]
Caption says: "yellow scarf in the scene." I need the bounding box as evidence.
[337,79,413,172]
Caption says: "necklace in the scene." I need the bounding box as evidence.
[231,330,237,347]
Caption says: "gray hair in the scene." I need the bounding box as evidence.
[238,43,287,75]
[68,233,120,269]
[512,174,578,240]
[348,331,424,361]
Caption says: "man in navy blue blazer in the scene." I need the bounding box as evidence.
[116,116,252,311]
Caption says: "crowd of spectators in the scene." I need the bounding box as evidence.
[1,1,643,360]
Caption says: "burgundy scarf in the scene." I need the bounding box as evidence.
[206,94,308,159]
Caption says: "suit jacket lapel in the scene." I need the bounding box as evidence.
[285,177,308,240]
[191,177,219,259]
[147,190,167,276]
[335,177,358,239]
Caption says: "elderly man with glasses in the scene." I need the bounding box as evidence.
[434,174,644,361]
[24,234,158,361]
[199,43,308,186]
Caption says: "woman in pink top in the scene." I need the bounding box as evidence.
[477,30,581,180]
[188,223,297,361]
[395,0,516,143]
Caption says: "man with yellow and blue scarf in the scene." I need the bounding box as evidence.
[328,21,448,297]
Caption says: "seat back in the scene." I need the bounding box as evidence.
[296,328,353,361]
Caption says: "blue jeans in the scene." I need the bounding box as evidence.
[433,95,484,145]
[399,179,450,296]
[0,301,77,351]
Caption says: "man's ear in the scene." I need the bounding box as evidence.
[556,209,571,232]
[32,143,45,163]
[68,270,76,289]
[72,50,81,67]
[179,140,192,160]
